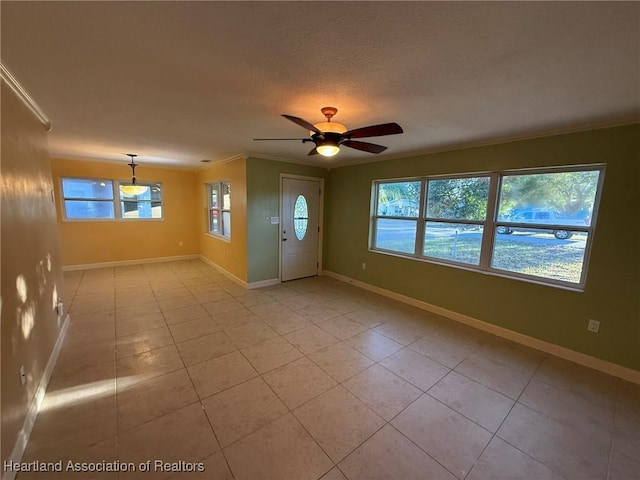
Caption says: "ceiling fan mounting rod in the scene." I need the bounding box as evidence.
[321,106,338,122]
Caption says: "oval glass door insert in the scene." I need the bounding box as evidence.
[294,195,309,240]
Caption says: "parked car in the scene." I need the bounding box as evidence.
[497,210,590,239]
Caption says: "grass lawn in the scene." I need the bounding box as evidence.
[381,233,586,284]
[491,236,585,283]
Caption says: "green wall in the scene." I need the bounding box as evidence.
[324,125,640,370]
[246,157,329,283]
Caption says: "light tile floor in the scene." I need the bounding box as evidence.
[17,260,639,480]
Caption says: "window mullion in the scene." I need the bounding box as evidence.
[414,178,428,257]
[479,172,500,270]
[114,181,123,219]
[369,182,379,249]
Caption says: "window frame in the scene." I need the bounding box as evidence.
[370,164,605,291]
[423,173,495,268]
[61,177,164,221]
[117,182,164,221]
[371,178,422,256]
[207,181,231,240]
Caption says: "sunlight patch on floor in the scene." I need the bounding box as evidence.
[40,375,149,413]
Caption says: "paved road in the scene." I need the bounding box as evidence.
[375,220,587,247]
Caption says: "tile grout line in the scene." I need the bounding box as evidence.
[328,322,520,480]
[602,376,620,480]
[170,273,237,480]
[111,269,122,473]
[365,348,461,479]
[460,358,554,480]
[59,260,628,480]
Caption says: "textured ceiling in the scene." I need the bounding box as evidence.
[1,2,638,169]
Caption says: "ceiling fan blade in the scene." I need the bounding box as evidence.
[342,140,388,154]
[282,114,321,134]
[253,138,309,141]
[345,122,403,139]
[308,147,319,156]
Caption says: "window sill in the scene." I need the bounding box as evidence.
[205,232,231,243]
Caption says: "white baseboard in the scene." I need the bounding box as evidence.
[62,254,200,271]
[198,256,280,290]
[3,314,70,480]
[198,255,247,287]
[247,278,280,289]
[64,254,281,291]
[323,270,640,385]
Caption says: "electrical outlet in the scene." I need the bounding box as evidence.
[362,263,366,270]
[19,366,26,386]
[587,319,600,333]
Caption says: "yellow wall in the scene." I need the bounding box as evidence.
[196,157,248,282]
[52,159,198,266]
[1,82,65,465]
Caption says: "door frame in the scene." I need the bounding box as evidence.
[279,174,325,282]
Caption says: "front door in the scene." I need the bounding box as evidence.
[281,177,320,281]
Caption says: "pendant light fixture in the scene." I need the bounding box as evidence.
[121,154,149,196]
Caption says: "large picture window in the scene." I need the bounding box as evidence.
[62,178,163,220]
[208,181,231,238]
[371,166,604,289]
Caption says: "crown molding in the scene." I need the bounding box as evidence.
[50,153,198,172]
[197,153,248,171]
[1,62,52,131]
[245,151,331,170]
[369,118,640,166]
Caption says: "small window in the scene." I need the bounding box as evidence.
[373,181,421,254]
[119,184,163,219]
[424,176,490,265]
[62,178,115,219]
[61,177,163,220]
[208,181,231,238]
[294,195,309,240]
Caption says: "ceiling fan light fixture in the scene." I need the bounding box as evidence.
[316,144,340,157]
[310,121,347,135]
[258,107,403,157]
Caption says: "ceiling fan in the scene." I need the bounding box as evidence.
[254,107,403,157]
